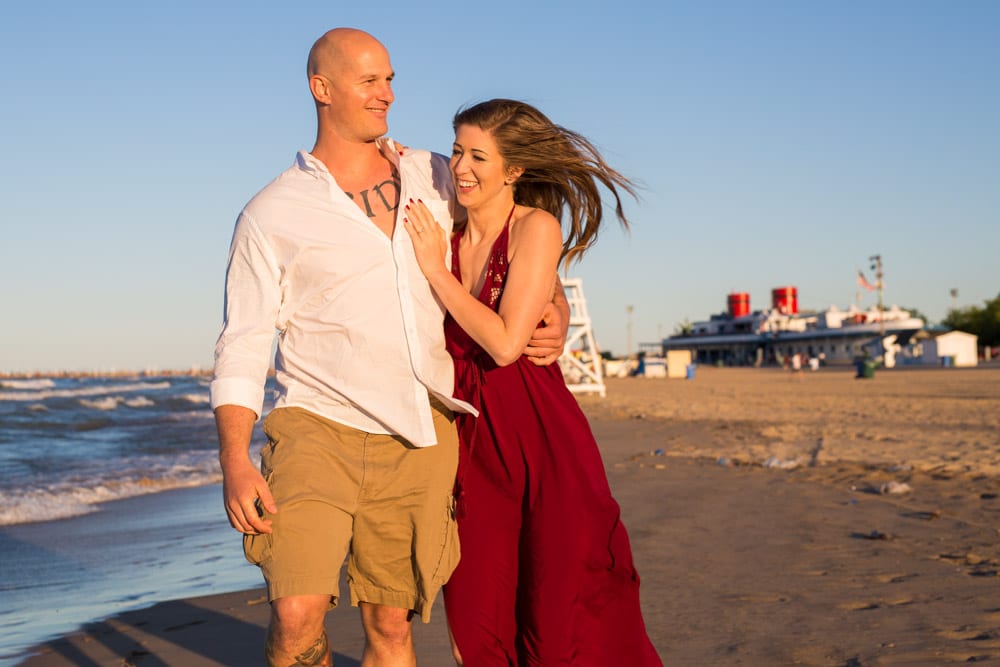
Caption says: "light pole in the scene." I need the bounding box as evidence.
[869,254,885,338]
[626,305,634,359]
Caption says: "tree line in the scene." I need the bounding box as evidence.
[942,292,1000,348]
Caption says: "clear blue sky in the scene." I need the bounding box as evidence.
[1,1,997,373]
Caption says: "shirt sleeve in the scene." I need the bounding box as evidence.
[209,212,281,419]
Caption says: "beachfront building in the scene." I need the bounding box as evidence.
[910,329,979,367]
[660,286,927,367]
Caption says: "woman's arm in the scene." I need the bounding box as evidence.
[405,201,563,366]
[524,277,570,366]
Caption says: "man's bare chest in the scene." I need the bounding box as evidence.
[340,167,401,238]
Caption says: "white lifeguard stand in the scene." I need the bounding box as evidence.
[559,278,606,397]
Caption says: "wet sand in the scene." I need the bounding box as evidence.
[16,365,1000,666]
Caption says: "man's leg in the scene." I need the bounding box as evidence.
[250,408,362,666]
[349,398,459,665]
[359,603,416,667]
[267,594,332,667]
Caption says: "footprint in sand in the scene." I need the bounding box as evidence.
[875,572,919,584]
[937,552,1000,576]
[968,567,1000,577]
[724,593,790,604]
[937,625,1000,647]
[886,598,916,606]
[838,601,880,611]
[850,529,893,540]
[803,569,830,577]
[890,648,996,663]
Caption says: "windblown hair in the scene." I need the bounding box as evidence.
[453,98,635,267]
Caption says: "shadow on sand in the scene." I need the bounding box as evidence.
[18,598,362,666]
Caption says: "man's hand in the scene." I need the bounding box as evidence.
[216,404,277,535]
[221,457,277,535]
[524,298,569,366]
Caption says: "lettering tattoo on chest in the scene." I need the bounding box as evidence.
[345,172,401,218]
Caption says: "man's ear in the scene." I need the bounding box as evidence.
[309,75,331,104]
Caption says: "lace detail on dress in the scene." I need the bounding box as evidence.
[486,248,507,310]
[483,206,513,311]
[452,206,514,313]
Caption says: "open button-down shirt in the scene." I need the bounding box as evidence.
[210,139,475,447]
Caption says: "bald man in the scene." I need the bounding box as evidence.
[210,28,567,666]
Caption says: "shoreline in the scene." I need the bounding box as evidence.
[11,367,1000,666]
[0,485,262,667]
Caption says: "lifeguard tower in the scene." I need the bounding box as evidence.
[559,278,606,397]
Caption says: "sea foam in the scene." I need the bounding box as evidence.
[0,381,171,402]
[0,453,225,526]
[0,378,56,390]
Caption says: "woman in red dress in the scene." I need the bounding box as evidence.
[404,99,661,666]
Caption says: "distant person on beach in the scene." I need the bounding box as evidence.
[210,29,567,667]
[404,99,662,665]
[791,352,803,378]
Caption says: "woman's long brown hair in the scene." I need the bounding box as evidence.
[453,98,636,268]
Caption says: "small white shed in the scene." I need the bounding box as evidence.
[666,349,693,378]
[920,330,978,367]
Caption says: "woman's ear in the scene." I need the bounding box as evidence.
[505,166,525,185]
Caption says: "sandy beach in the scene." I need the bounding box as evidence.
[14,365,1000,666]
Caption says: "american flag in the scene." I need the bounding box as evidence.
[857,270,876,292]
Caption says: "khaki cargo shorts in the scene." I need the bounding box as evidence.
[244,398,460,623]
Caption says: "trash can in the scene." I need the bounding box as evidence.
[941,355,954,368]
[856,359,876,379]
[685,364,696,380]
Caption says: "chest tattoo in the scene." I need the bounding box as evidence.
[345,173,401,218]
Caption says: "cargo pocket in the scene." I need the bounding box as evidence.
[243,529,271,566]
[244,417,278,568]
[242,467,275,567]
[432,495,461,585]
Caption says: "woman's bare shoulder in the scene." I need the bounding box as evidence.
[511,207,561,239]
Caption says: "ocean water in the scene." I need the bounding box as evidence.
[0,374,275,527]
[0,374,273,665]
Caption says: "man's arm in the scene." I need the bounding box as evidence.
[212,212,282,534]
[216,404,277,535]
[524,275,570,366]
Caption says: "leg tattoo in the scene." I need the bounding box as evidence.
[265,629,331,667]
